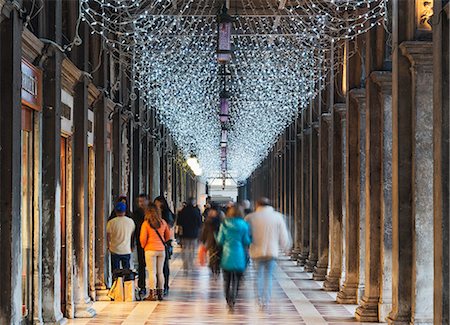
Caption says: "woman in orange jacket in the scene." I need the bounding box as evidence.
[140,203,171,301]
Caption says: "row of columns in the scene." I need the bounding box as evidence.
[249,1,449,323]
[0,1,198,323]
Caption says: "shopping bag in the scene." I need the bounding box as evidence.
[198,244,208,266]
[108,277,124,301]
[124,280,135,302]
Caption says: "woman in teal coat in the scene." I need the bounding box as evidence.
[216,205,251,311]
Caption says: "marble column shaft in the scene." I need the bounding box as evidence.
[72,76,96,318]
[323,104,345,291]
[299,126,311,266]
[0,5,23,323]
[306,122,319,272]
[314,113,331,280]
[433,3,450,324]
[338,88,365,304]
[400,41,434,325]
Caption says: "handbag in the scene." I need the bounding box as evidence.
[152,225,173,259]
[198,244,208,266]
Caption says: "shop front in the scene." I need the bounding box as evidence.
[20,59,42,322]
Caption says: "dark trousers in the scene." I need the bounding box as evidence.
[157,253,170,291]
[111,253,131,271]
[223,271,242,305]
[136,245,146,290]
[163,254,170,291]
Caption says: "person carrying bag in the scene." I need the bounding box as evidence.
[140,204,171,301]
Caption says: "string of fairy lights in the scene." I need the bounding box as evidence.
[80,0,388,183]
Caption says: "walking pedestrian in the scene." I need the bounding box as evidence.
[200,206,223,276]
[245,197,291,310]
[108,195,132,221]
[177,198,202,272]
[154,196,175,296]
[107,202,136,272]
[140,203,171,301]
[216,206,251,312]
[133,194,149,297]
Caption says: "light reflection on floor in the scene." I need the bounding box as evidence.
[67,254,380,325]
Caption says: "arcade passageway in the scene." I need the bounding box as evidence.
[0,0,448,324]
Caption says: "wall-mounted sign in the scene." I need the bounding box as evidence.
[21,59,42,111]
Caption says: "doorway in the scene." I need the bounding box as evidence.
[60,136,67,315]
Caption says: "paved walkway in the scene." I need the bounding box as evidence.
[67,254,379,325]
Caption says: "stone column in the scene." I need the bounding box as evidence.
[72,76,96,318]
[306,122,319,272]
[40,46,66,325]
[323,103,345,291]
[337,88,365,304]
[94,96,110,300]
[433,3,450,324]
[355,70,387,322]
[0,3,23,323]
[314,113,331,280]
[400,41,434,325]
[371,71,394,320]
[294,130,303,261]
[299,125,311,266]
[387,2,415,323]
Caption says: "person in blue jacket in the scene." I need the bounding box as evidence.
[216,205,251,311]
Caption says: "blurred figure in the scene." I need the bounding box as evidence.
[246,198,291,310]
[154,196,175,296]
[177,198,202,272]
[140,204,171,301]
[242,200,252,215]
[133,194,149,296]
[200,206,223,276]
[216,206,251,312]
[108,195,132,221]
[107,202,136,272]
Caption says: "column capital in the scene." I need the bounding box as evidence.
[303,127,312,136]
[349,88,366,114]
[321,112,332,124]
[399,41,433,73]
[334,103,346,119]
[370,71,392,96]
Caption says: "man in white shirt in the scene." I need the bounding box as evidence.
[245,197,291,309]
[107,202,136,271]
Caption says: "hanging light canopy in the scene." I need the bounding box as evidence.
[80,0,387,182]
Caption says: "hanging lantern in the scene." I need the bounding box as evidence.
[217,4,233,64]
[219,89,231,123]
[221,147,227,160]
[219,98,230,123]
[221,129,228,146]
[221,160,227,171]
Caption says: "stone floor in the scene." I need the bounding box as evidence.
[67,254,380,325]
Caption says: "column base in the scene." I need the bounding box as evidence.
[336,282,359,304]
[43,317,68,325]
[297,251,309,266]
[323,273,340,291]
[312,260,328,281]
[378,301,392,322]
[290,249,301,260]
[355,296,379,322]
[304,258,318,272]
[74,300,96,318]
[96,288,112,301]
